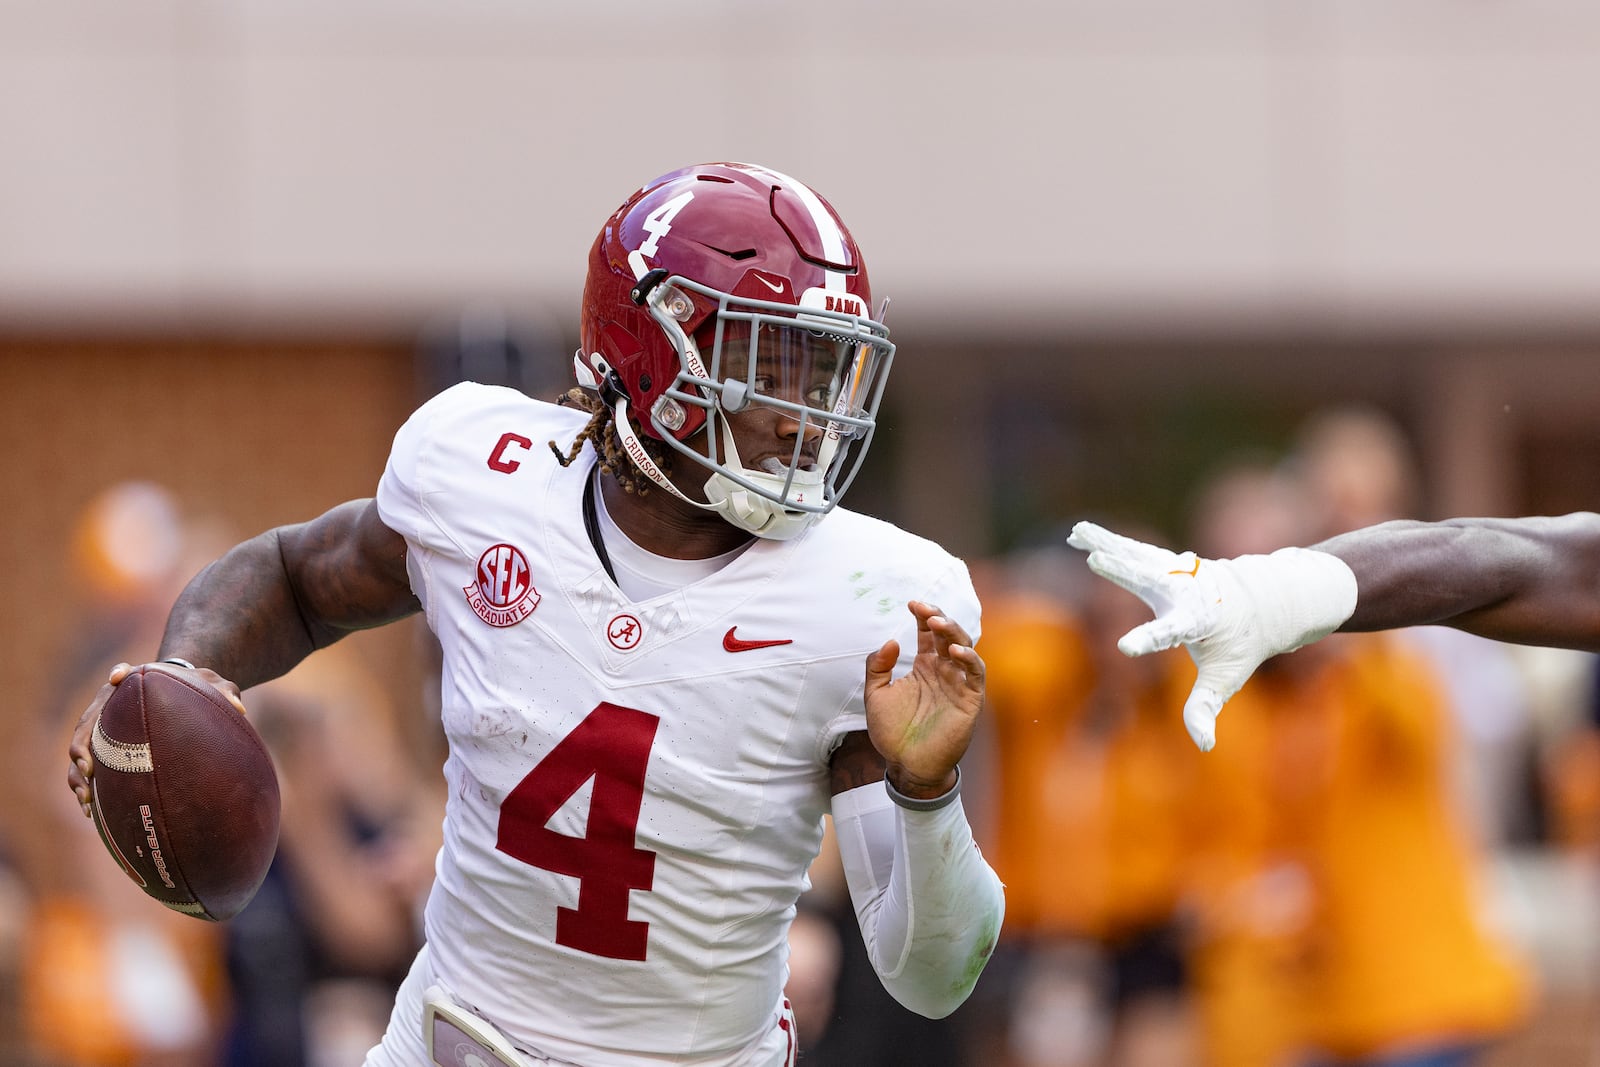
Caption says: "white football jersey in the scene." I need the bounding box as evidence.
[374,382,981,1066]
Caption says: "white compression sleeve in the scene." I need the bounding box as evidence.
[830,779,1006,1019]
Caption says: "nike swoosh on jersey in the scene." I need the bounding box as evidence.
[723,627,794,652]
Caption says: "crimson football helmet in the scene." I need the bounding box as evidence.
[578,162,894,539]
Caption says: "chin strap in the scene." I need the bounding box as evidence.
[573,347,712,509]
[575,349,824,540]
[610,395,710,509]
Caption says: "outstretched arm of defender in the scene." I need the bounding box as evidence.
[1068,512,1600,750]
[1317,514,1600,647]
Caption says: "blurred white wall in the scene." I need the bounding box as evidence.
[4,0,1600,335]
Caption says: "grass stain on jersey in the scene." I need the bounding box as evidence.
[846,571,897,614]
[956,912,1002,995]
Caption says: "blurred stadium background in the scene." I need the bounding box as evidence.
[5,2,1600,1065]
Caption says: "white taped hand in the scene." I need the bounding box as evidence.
[1066,521,1358,751]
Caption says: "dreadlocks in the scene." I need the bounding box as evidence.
[548,387,676,497]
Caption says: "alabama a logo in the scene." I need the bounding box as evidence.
[465,543,541,627]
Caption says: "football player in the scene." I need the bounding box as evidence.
[67,162,1005,1067]
[1068,513,1600,751]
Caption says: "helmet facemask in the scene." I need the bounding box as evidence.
[633,273,894,539]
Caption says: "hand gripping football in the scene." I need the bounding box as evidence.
[89,663,281,921]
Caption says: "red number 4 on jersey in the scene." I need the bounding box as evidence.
[495,702,661,960]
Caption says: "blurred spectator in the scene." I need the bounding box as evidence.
[1536,655,1600,856]
[1085,570,1204,1067]
[223,645,441,1067]
[1287,407,1536,848]
[784,903,843,1056]
[973,537,1200,1067]
[1175,461,1323,1067]
[1182,459,1534,1067]
[784,816,847,1057]
[10,482,233,1067]
[971,561,1106,1067]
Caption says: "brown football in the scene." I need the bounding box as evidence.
[89,663,280,921]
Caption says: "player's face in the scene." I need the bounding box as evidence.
[713,321,835,483]
[644,309,887,533]
[719,322,850,414]
[703,319,875,467]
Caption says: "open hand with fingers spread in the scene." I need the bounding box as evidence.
[1067,521,1357,751]
[862,600,986,799]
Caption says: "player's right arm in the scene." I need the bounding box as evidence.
[67,498,419,813]
[158,498,419,685]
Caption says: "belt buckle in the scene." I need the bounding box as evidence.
[423,985,530,1067]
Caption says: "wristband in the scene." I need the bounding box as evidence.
[885,766,961,812]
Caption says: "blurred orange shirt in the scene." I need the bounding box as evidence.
[1296,635,1532,1057]
[1189,634,1533,1062]
[1097,670,1203,940]
[978,590,1101,936]
[979,591,1198,942]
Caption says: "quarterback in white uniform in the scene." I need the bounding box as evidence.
[69,162,1006,1065]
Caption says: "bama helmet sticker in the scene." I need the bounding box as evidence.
[464,543,541,627]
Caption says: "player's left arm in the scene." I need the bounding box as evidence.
[826,600,1005,1019]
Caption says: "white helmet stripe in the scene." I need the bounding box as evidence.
[741,163,848,293]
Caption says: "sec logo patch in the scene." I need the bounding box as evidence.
[464,543,541,627]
